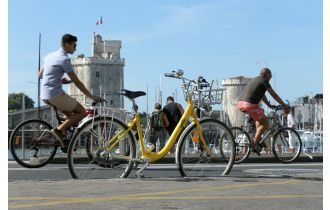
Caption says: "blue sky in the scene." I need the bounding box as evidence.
[8,0,323,113]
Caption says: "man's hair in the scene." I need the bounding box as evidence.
[61,34,77,46]
[260,67,271,76]
[154,103,162,110]
[167,96,174,102]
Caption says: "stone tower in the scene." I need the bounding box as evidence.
[222,76,252,127]
[68,33,125,108]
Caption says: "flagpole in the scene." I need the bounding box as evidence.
[37,33,41,119]
[101,17,105,53]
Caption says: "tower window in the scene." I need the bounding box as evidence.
[96,72,100,78]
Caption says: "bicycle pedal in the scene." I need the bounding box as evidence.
[258,142,267,148]
[251,145,261,156]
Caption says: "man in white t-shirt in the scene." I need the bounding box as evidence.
[39,34,102,147]
[286,109,296,152]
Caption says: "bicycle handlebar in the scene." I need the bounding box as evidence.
[274,105,282,111]
[164,73,179,78]
[92,99,107,106]
[274,104,291,112]
[164,69,185,78]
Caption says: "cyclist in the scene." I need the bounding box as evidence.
[237,68,289,154]
[38,34,102,147]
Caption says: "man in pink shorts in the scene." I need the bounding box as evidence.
[237,68,288,154]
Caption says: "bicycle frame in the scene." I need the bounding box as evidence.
[258,121,280,144]
[252,112,283,145]
[107,97,210,163]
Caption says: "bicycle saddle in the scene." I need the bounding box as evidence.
[120,89,146,99]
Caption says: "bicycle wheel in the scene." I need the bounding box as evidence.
[176,119,235,177]
[68,116,136,179]
[272,127,302,163]
[9,119,57,168]
[220,127,251,164]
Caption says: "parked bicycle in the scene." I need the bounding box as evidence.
[67,70,236,179]
[220,105,302,164]
[9,100,106,168]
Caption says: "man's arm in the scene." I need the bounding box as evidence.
[67,71,102,101]
[267,87,288,110]
[162,112,170,128]
[38,68,43,79]
[261,96,275,109]
[177,103,185,116]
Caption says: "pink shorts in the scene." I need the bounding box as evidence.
[237,101,266,121]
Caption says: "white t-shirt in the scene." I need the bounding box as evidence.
[41,48,74,100]
[287,113,295,128]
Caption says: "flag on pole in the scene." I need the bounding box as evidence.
[96,17,103,25]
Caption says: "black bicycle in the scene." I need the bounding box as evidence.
[9,101,104,168]
[221,105,302,164]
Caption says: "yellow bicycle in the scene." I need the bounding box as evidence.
[67,70,235,179]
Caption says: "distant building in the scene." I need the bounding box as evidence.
[68,33,125,108]
[291,94,323,130]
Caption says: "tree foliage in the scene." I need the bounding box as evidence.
[138,112,148,128]
[8,93,35,112]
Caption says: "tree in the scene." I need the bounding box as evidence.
[8,93,35,112]
[139,112,148,128]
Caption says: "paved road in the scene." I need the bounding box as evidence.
[8,161,322,181]
[8,162,322,209]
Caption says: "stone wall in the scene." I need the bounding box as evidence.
[68,34,125,108]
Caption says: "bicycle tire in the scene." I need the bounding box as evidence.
[272,127,302,163]
[176,119,235,177]
[67,116,136,179]
[9,119,57,168]
[221,127,251,164]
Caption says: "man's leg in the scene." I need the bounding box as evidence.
[57,103,87,134]
[158,129,166,151]
[253,117,269,145]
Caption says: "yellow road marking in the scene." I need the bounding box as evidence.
[9,194,322,209]
[9,179,318,209]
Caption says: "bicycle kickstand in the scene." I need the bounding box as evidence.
[135,158,150,179]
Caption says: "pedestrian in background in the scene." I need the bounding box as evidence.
[163,96,184,153]
[148,103,169,152]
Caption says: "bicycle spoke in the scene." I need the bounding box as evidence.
[68,117,136,179]
[272,127,302,163]
[10,119,57,168]
[177,119,235,177]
